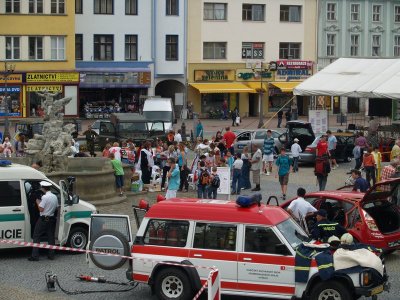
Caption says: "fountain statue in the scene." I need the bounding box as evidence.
[26,89,73,172]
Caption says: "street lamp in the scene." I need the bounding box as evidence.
[1,62,16,139]
[252,62,270,128]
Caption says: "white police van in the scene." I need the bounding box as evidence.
[0,163,96,249]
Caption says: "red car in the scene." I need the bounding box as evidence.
[280,178,400,252]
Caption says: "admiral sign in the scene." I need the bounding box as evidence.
[275,60,314,81]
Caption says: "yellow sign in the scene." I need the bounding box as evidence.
[26,72,79,83]
[26,85,63,92]
[0,74,22,83]
[194,70,235,82]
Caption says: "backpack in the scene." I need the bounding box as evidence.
[211,174,220,188]
[315,157,330,176]
[200,170,210,185]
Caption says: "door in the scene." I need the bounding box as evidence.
[189,222,238,291]
[58,180,69,245]
[238,225,295,297]
[234,131,253,153]
[0,181,25,243]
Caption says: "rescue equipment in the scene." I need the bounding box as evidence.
[236,193,262,208]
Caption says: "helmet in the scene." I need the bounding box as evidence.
[340,233,354,245]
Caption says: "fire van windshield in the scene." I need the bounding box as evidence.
[277,219,311,249]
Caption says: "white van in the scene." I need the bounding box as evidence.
[143,98,176,132]
[0,163,96,250]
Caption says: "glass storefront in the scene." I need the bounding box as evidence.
[200,93,239,117]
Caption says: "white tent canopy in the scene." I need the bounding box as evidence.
[293,58,400,99]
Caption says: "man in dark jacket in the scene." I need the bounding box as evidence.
[311,209,347,242]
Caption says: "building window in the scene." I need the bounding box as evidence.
[348,98,360,113]
[5,36,20,60]
[204,3,227,20]
[327,3,336,21]
[166,35,178,61]
[203,42,227,59]
[5,0,20,13]
[75,34,83,60]
[75,0,83,14]
[94,0,113,14]
[280,5,301,22]
[372,5,381,22]
[126,0,137,15]
[395,36,400,57]
[350,34,360,56]
[350,4,360,22]
[372,35,381,56]
[29,36,43,60]
[279,42,301,59]
[194,223,237,251]
[242,42,264,59]
[326,33,336,57]
[125,35,138,61]
[166,0,178,16]
[242,4,265,21]
[94,35,114,60]
[395,6,400,23]
[51,36,65,60]
[29,0,43,13]
[51,0,65,14]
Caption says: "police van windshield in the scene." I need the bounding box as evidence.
[277,218,310,249]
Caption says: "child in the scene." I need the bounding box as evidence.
[166,157,180,199]
[372,146,382,181]
[206,151,215,169]
[226,151,234,169]
[208,167,220,199]
[290,138,302,173]
[109,142,122,161]
[2,137,13,158]
[102,143,111,158]
[231,153,243,195]
[219,157,227,167]
[362,147,376,186]
[197,161,209,199]
[110,152,124,196]
[275,148,293,200]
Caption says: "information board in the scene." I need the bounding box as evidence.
[309,110,328,134]
[216,167,231,196]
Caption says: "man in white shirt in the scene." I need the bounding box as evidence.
[29,181,58,261]
[251,145,263,191]
[290,138,302,172]
[287,187,317,221]
[174,129,183,143]
[231,153,243,195]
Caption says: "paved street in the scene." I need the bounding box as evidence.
[1,160,399,299]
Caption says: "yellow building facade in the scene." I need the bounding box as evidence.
[0,0,78,117]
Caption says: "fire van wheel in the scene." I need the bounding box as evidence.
[310,281,352,300]
[155,268,192,300]
[67,226,88,250]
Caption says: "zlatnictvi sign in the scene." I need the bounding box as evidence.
[194,70,235,81]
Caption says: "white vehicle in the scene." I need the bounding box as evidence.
[0,163,96,249]
[143,98,176,132]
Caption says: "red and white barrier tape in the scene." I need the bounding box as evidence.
[0,239,221,299]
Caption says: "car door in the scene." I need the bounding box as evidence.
[189,222,238,291]
[235,131,252,154]
[0,180,25,244]
[98,121,116,149]
[238,225,295,297]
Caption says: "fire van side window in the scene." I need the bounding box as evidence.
[193,223,237,251]
[144,219,189,247]
[0,181,21,207]
[245,226,290,255]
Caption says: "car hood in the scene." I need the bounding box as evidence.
[360,177,400,205]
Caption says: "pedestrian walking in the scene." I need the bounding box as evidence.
[353,145,362,170]
[290,138,302,173]
[316,135,329,157]
[240,146,252,190]
[355,132,369,155]
[177,143,189,192]
[110,152,124,196]
[196,119,204,140]
[197,161,209,198]
[231,107,239,127]
[165,158,180,199]
[263,129,275,175]
[275,148,293,200]
[231,153,243,195]
[277,110,283,128]
[362,147,376,186]
[28,181,58,261]
[314,155,330,191]
[222,99,228,120]
[327,130,339,169]
[161,145,178,190]
[251,145,262,191]
[207,167,220,199]
[83,125,98,157]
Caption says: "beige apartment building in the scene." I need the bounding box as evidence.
[187,0,317,117]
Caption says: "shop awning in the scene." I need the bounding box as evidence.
[270,82,302,92]
[245,82,268,92]
[190,83,256,93]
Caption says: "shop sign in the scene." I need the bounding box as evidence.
[0,74,22,83]
[0,86,22,117]
[80,71,151,86]
[236,69,273,81]
[275,69,312,81]
[194,70,235,82]
[26,85,63,92]
[26,72,79,83]
[276,60,313,70]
